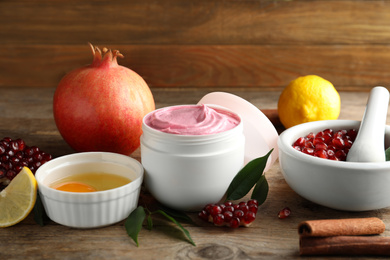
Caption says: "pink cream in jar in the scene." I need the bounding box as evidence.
[141,104,245,211]
[144,104,240,135]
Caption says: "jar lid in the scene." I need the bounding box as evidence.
[198,92,279,172]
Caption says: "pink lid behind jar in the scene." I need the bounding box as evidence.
[198,92,279,171]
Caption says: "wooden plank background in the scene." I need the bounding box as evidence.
[1,0,390,91]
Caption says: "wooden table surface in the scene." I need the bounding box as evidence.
[1,87,390,260]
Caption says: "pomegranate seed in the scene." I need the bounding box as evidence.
[344,139,353,149]
[238,202,249,213]
[302,147,314,155]
[323,128,333,135]
[248,204,258,213]
[210,205,223,216]
[293,146,301,151]
[293,137,306,147]
[2,137,12,143]
[224,201,233,207]
[223,211,233,222]
[0,145,5,154]
[10,141,20,152]
[304,141,314,149]
[204,204,213,214]
[33,152,43,161]
[315,142,327,150]
[306,132,315,139]
[6,150,14,157]
[224,205,234,213]
[327,149,335,157]
[243,211,256,225]
[347,129,358,140]
[10,156,20,165]
[278,207,291,219]
[314,149,328,159]
[322,133,332,143]
[233,209,245,219]
[213,214,225,226]
[247,199,258,207]
[30,146,40,154]
[24,147,34,156]
[198,210,209,221]
[229,218,241,228]
[312,137,324,145]
[15,139,26,151]
[6,170,16,180]
[332,137,344,149]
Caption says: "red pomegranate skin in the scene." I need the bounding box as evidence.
[53,44,155,155]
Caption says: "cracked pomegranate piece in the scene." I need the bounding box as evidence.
[198,199,258,227]
[0,137,52,190]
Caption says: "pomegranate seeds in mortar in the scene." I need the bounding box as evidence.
[292,128,358,161]
[0,137,52,189]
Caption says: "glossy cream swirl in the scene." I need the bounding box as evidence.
[145,105,240,135]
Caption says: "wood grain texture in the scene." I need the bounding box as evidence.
[1,44,390,90]
[0,87,389,259]
[1,0,390,90]
[2,0,390,45]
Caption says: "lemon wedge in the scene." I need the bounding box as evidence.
[0,167,37,227]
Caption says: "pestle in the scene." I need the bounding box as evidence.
[346,86,389,162]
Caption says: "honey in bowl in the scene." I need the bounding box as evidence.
[50,172,131,192]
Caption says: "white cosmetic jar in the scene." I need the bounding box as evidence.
[141,105,245,211]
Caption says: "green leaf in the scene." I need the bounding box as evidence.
[158,204,194,224]
[226,149,273,201]
[146,214,153,230]
[385,147,390,161]
[154,210,196,246]
[251,174,269,205]
[33,192,49,226]
[125,206,146,247]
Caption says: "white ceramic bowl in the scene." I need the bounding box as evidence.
[278,120,390,211]
[35,152,144,228]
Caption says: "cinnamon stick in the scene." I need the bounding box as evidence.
[300,236,390,256]
[298,217,385,237]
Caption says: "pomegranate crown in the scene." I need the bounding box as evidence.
[88,42,124,66]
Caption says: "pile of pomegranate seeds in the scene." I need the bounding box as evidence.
[198,199,258,228]
[0,137,52,188]
[292,128,358,161]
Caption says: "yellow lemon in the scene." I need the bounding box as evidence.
[278,75,340,128]
[0,167,37,227]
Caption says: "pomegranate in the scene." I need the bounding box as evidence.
[53,43,155,155]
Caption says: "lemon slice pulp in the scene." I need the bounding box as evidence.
[0,167,37,227]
